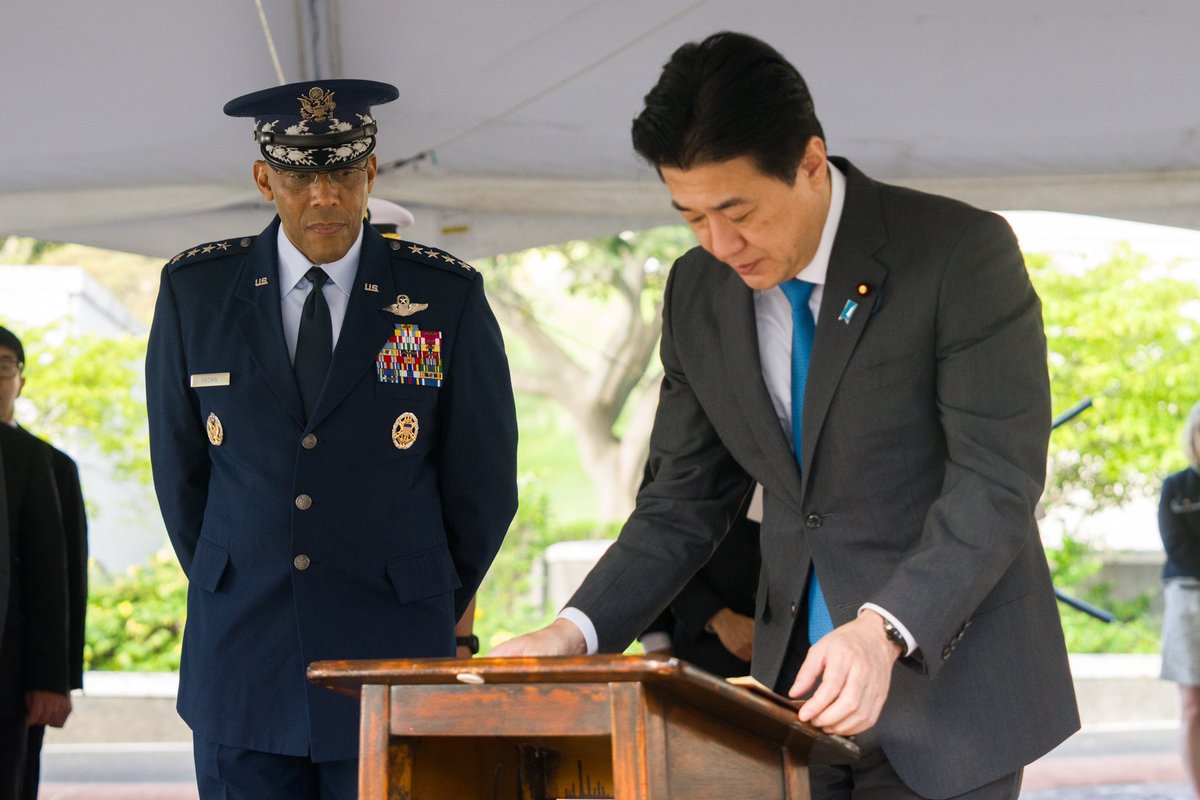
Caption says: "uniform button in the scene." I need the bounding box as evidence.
[295,494,312,510]
[301,433,318,450]
[805,514,822,528]
[790,602,798,618]
[294,554,311,571]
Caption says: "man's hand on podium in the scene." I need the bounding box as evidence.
[787,609,899,736]
[489,617,588,657]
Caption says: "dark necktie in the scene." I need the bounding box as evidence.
[294,266,332,419]
[779,278,834,644]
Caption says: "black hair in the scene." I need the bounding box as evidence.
[631,31,824,184]
[0,326,24,364]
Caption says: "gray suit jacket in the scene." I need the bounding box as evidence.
[570,158,1078,797]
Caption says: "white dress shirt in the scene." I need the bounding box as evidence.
[562,163,916,658]
[277,225,363,362]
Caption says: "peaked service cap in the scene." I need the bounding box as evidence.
[224,79,399,171]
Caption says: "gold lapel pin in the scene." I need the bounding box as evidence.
[206,412,224,446]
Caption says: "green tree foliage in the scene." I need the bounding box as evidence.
[1048,534,1160,653]
[85,549,187,671]
[476,226,694,519]
[472,476,621,652]
[4,319,150,482]
[1031,246,1200,512]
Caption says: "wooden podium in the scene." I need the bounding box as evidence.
[309,654,858,800]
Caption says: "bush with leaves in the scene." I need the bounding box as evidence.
[1047,534,1160,654]
[85,549,187,671]
[473,476,621,653]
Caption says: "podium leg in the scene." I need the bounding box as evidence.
[360,684,413,799]
[609,682,670,799]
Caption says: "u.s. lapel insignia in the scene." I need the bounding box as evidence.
[206,412,224,446]
[364,282,380,293]
[383,294,429,317]
[254,276,269,287]
[391,412,419,450]
[838,299,859,325]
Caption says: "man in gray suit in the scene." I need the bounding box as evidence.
[494,32,1078,798]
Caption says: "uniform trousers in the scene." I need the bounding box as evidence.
[193,736,357,800]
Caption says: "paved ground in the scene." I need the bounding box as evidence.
[37,724,1195,799]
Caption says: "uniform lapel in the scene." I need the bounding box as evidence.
[234,219,306,428]
[801,160,889,473]
[305,225,396,429]
[715,267,805,510]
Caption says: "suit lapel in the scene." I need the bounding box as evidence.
[715,266,805,510]
[306,225,395,429]
[234,219,306,428]
[801,160,889,472]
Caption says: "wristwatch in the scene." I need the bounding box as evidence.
[880,619,906,655]
[456,635,480,655]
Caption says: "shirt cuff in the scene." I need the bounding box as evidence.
[557,607,599,655]
[637,631,672,653]
[858,603,917,657]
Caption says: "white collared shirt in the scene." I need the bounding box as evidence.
[277,224,362,362]
[754,162,846,442]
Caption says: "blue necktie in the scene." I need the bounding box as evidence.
[779,279,834,644]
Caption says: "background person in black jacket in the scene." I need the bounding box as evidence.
[638,468,761,679]
[0,417,68,798]
[0,326,89,800]
[1158,399,1200,797]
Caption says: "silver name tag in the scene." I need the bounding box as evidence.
[190,372,231,388]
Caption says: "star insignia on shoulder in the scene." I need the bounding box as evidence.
[408,244,425,255]
[167,235,255,271]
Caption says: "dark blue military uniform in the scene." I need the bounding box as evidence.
[146,218,517,762]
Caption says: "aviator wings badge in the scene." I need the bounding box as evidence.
[383,295,429,317]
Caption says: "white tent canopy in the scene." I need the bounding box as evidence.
[6,0,1200,260]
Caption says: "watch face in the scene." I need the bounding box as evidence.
[883,621,904,649]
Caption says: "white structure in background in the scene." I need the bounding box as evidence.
[0,264,165,572]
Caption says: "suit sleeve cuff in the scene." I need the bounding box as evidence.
[859,602,917,657]
[557,607,599,655]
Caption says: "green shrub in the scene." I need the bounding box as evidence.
[473,476,621,653]
[1047,534,1160,654]
[85,549,187,671]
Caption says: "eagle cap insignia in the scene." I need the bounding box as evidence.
[392,412,419,450]
[384,294,429,317]
[298,87,336,121]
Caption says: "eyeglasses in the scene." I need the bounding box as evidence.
[270,164,369,193]
[0,360,23,378]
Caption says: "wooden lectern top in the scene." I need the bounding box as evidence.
[308,653,858,765]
